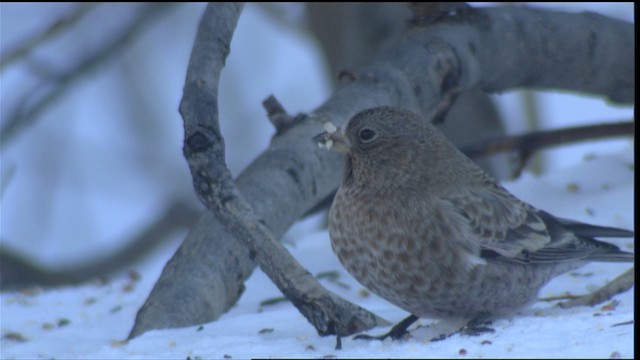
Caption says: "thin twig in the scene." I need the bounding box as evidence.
[462,121,633,159]
[537,294,580,302]
[461,121,634,177]
[262,95,296,134]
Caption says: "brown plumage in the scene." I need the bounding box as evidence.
[321,107,633,335]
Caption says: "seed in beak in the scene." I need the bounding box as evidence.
[314,122,340,150]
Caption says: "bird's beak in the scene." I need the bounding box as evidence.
[314,122,351,153]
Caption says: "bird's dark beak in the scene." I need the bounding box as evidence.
[314,122,351,153]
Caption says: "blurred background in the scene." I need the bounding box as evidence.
[0,3,634,289]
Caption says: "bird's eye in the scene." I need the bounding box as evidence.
[358,128,377,143]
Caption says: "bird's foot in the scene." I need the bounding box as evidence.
[353,314,419,341]
[428,315,495,342]
[428,332,450,342]
[459,314,495,336]
[352,314,495,344]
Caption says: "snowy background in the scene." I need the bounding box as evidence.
[1,3,634,359]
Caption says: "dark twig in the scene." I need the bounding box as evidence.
[611,320,633,327]
[462,121,633,159]
[537,294,580,302]
[178,3,385,337]
[262,95,296,135]
[461,121,634,177]
[0,3,175,148]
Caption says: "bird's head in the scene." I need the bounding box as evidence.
[315,107,445,192]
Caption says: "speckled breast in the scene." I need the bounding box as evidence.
[328,189,561,319]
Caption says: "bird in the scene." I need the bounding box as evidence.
[316,106,634,340]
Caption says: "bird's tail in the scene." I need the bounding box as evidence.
[585,248,635,262]
[579,235,635,263]
[561,219,634,262]
[556,218,634,238]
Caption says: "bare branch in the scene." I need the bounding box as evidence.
[463,121,634,159]
[461,121,634,177]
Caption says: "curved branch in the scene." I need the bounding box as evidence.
[182,2,385,337]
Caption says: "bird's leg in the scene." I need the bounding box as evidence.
[335,334,342,350]
[354,314,419,341]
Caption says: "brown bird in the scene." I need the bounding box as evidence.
[318,106,634,340]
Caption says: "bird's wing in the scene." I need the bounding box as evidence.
[444,174,632,264]
[445,179,551,260]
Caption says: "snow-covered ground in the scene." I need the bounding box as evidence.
[1,144,634,358]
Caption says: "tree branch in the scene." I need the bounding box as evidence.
[130,5,633,338]
[461,121,634,177]
[263,95,298,135]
